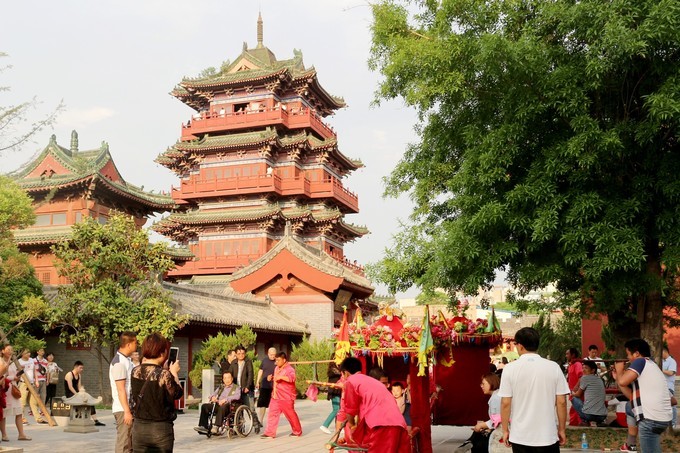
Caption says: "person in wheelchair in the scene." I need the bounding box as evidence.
[194,370,241,435]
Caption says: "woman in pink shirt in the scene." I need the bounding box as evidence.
[261,352,302,438]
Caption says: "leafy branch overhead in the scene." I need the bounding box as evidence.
[368,0,680,353]
[43,214,187,347]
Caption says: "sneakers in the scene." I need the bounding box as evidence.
[319,425,332,434]
[260,434,273,439]
[620,444,637,451]
[194,426,208,435]
[94,420,105,426]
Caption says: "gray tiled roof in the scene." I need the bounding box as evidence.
[162,282,309,335]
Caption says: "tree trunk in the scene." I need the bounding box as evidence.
[639,257,665,365]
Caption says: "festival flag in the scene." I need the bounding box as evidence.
[417,305,434,376]
[485,307,502,333]
[334,306,351,365]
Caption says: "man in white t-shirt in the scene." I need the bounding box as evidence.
[499,327,569,452]
[109,332,138,453]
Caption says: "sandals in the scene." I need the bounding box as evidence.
[18,436,32,441]
[1,437,9,442]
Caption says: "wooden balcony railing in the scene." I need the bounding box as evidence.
[171,174,359,212]
[180,107,337,141]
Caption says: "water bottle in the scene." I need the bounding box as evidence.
[581,432,589,450]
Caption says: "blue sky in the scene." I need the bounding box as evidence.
[1,1,425,297]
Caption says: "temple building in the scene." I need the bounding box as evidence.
[154,14,375,339]
[10,132,175,285]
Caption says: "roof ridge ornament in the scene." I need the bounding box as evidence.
[70,130,79,154]
[257,12,264,49]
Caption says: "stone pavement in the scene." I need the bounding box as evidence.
[9,399,471,453]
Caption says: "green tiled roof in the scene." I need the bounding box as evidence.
[10,134,174,209]
[173,45,345,109]
[13,226,73,245]
[164,246,195,260]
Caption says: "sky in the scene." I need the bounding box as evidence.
[1,1,423,297]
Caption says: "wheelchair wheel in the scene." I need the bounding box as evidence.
[233,404,254,437]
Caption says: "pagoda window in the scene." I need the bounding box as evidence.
[224,168,232,178]
[40,272,51,285]
[242,167,251,177]
[75,212,83,223]
[205,242,213,256]
[35,214,51,226]
[52,213,67,225]
[98,215,108,225]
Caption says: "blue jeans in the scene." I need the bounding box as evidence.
[670,389,677,427]
[132,419,174,452]
[322,396,340,428]
[638,418,670,453]
[571,397,606,424]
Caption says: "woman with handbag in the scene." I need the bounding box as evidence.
[467,373,501,453]
[0,344,31,441]
[129,333,183,452]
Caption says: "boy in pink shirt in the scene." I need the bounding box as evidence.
[261,352,302,438]
[341,357,409,453]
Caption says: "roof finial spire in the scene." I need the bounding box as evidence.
[70,130,79,154]
[257,12,264,48]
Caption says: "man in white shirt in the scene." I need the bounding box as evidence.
[109,332,138,453]
[586,344,607,376]
[499,327,569,452]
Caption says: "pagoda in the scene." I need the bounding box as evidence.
[10,132,175,285]
[155,15,374,339]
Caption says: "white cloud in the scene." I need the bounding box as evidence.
[58,107,116,128]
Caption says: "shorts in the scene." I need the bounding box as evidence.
[257,388,272,408]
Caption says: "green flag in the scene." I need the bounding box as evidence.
[417,305,434,376]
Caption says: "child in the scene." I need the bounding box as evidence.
[391,381,411,426]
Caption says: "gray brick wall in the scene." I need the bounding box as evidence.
[276,301,333,342]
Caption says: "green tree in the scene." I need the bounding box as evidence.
[532,312,582,365]
[36,214,187,400]
[368,0,680,358]
[289,337,334,397]
[0,175,45,347]
[188,326,257,388]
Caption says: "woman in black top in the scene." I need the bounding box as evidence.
[130,333,183,453]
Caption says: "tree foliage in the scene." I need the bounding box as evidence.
[290,337,334,397]
[0,176,44,346]
[532,311,583,365]
[40,214,187,347]
[368,0,680,355]
[188,326,258,388]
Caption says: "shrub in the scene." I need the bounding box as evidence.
[289,336,334,396]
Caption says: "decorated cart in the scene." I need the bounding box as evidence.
[332,304,503,453]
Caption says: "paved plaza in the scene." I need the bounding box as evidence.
[7,399,470,453]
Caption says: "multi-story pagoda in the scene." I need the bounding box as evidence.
[155,15,374,339]
[11,132,175,285]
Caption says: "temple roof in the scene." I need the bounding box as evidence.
[152,204,369,238]
[10,133,175,211]
[42,282,309,336]
[229,231,374,294]
[12,225,73,246]
[156,128,362,171]
[171,19,345,114]
[161,281,309,335]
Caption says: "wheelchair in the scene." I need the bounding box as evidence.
[203,400,255,439]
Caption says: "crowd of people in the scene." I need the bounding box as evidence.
[460,329,675,453]
[1,328,677,452]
